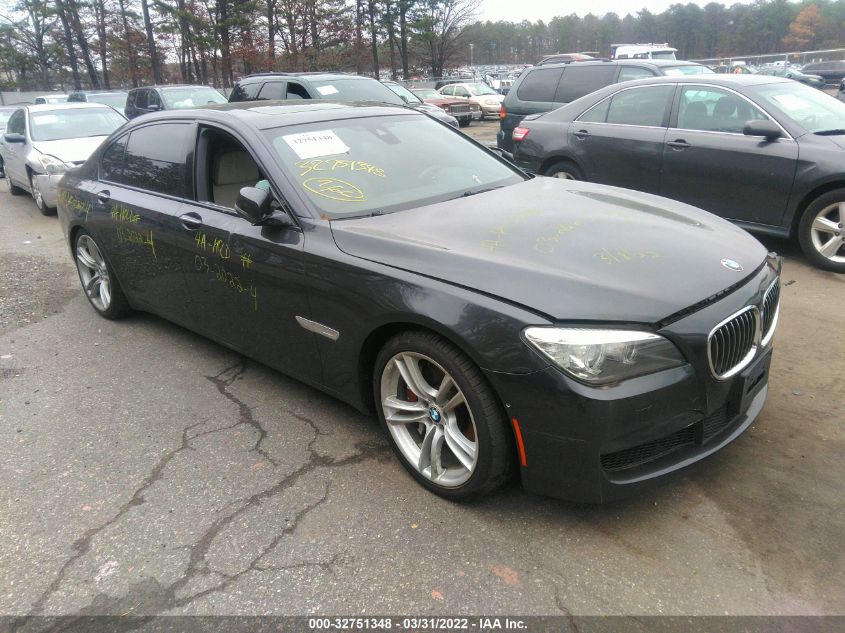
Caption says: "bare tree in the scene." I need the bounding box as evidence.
[415,0,478,77]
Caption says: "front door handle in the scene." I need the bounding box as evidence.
[96,190,111,204]
[667,139,691,149]
[179,212,203,230]
[573,129,590,139]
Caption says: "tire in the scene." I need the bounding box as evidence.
[797,189,845,273]
[543,160,583,180]
[459,118,471,128]
[73,230,131,319]
[6,172,25,195]
[30,173,55,216]
[373,330,513,500]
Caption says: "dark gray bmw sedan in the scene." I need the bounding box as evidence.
[511,75,845,273]
[57,102,780,503]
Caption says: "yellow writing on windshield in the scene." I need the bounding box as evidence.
[297,159,385,178]
[303,177,367,202]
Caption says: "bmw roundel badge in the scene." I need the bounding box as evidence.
[720,258,743,272]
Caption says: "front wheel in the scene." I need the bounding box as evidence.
[459,118,471,128]
[374,331,513,500]
[6,172,25,195]
[797,190,845,272]
[30,173,55,215]
[74,231,131,318]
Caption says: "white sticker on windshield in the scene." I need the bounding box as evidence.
[316,85,340,96]
[282,130,350,159]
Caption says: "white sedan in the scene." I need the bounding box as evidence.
[1,103,125,214]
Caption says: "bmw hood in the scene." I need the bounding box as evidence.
[31,136,109,163]
[330,178,769,323]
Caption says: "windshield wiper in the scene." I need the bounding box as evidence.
[814,129,845,136]
[460,185,504,198]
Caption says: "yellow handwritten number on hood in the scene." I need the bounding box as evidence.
[303,177,366,203]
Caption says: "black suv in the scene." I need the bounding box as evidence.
[498,59,712,151]
[125,85,226,119]
[228,72,404,105]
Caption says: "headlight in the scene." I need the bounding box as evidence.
[37,154,72,175]
[523,327,686,386]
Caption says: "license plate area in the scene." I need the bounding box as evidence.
[733,349,771,415]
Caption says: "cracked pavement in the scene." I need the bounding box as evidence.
[1,170,844,618]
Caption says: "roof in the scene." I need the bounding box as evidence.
[121,100,418,131]
[129,84,217,91]
[239,72,362,82]
[23,102,123,113]
[535,59,706,70]
[70,89,129,95]
[618,74,792,87]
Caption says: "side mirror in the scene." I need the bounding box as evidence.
[743,119,782,141]
[146,104,161,112]
[3,133,25,144]
[235,186,272,224]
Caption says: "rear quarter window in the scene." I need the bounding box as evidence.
[516,67,564,102]
[554,66,617,103]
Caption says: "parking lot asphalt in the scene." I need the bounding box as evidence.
[1,161,843,617]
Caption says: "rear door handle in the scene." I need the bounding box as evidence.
[179,212,203,230]
[573,129,590,139]
[667,139,691,149]
[96,190,111,204]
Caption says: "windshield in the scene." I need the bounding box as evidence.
[29,107,125,141]
[86,93,128,108]
[264,114,523,218]
[161,87,226,109]
[662,65,714,76]
[412,89,442,100]
[751,82,845,133]
[385,83,422,104]
[311,79,404,105]
[468,83,497,96]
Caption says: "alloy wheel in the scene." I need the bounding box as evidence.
[31,177,45,211]
[380,352,478,488]
[75,235,113,312]
[809,201,845,265]
[552,170,576,180]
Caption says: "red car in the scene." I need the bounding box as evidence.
[410,88,476,127]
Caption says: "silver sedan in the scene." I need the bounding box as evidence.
[1,103,125,214]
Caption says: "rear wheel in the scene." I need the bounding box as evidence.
[543,160,583,180]
[374,331,513,500]
[798,190,845,273]
[74,231,131,319]
[459,118,471,128]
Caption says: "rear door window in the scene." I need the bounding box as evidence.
[605,85,674,127]
[230,81,261,101]
[257,81,286,100]
[286,82,310,99]
[516,67,564,102]
[121,123,193,197]
[554,65,617,103]
[134,89,148,109]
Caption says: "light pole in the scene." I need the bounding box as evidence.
[470,43,474,69]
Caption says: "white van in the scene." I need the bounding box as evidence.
[611,43,677,60]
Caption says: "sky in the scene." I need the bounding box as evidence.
[478,0,759,22]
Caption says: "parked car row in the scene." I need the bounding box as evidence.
[504,74,845,272]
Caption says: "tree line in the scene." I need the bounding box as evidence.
[1,0,844,91]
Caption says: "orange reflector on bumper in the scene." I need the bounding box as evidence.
[511,418,527,467]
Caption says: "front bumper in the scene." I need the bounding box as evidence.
[33,173,62,208]
[485,264,778,503]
